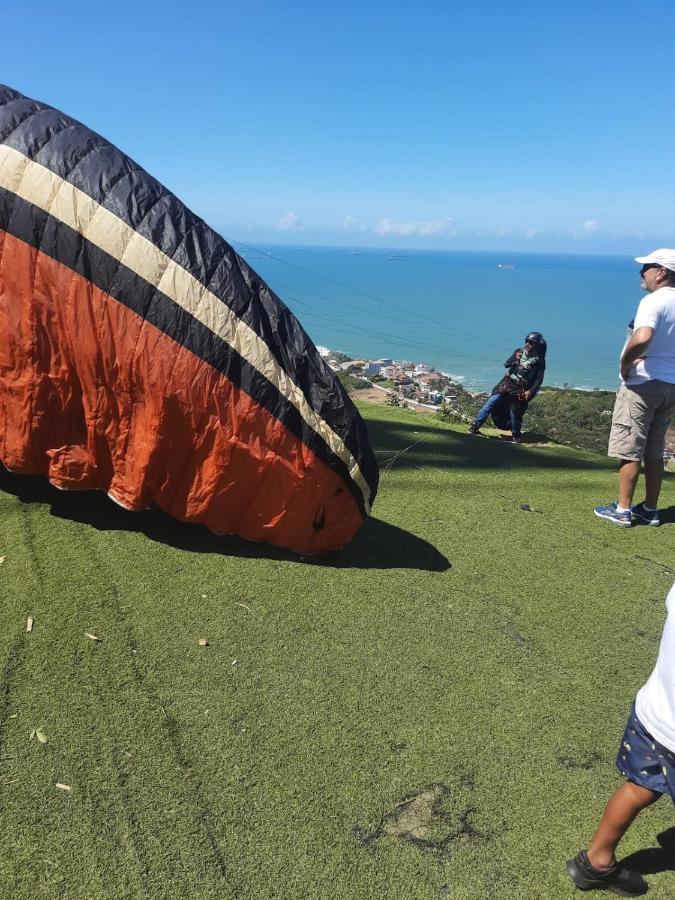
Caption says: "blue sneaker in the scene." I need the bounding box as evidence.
[594,502,632,527]
[632,502,660,527]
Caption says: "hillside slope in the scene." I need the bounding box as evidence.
[0,401,673,899]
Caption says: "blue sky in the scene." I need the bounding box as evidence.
[4,0,675,252]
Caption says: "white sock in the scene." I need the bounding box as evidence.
[616,505,630,514]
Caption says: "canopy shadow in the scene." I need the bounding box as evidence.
[366,416,635,474]
[0,467,449,572]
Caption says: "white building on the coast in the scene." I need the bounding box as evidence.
[380,365,398,379]
[363,358,393,376]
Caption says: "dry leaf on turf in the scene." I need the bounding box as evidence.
[198,639,209,647]
[26,617,34,633]
[0,556,6,565]
[55,783,72,792]
[85,632,101,642]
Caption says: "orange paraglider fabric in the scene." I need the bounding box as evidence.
[0,233,363,554]
[0,85,378,553]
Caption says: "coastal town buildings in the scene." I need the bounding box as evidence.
[331,352,462,406]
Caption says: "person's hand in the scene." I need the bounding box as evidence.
[523,390,531,400]
[621,357,642,380]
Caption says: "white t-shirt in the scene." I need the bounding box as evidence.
[636,581,675,752]
[622,286,675,385]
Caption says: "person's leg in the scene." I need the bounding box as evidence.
[618,459,642,509]
[640,384,675,508]
[586,781,659,869]
[473,393,503,428]
[509,401,525,438]
[643,457,664,509]
[607,384,651,511]
[569,702,668,894]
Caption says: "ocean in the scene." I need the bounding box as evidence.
[236,245,642,392]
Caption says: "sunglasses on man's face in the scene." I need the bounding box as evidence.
[640,264,660,275]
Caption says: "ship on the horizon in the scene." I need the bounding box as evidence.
[497,263,517,270]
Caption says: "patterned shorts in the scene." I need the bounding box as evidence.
[616,703,675,800]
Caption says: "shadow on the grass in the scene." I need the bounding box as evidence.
[647,506,675,526]
[368,416,617,473]
[621,826,675,876]
[496,431,552,445]
[0,467,449,572]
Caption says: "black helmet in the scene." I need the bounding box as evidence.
[525,331,544,345]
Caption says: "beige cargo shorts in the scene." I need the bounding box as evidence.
[608,380,675,461]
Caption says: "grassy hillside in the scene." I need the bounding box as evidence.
[1,402,673,899]
[524,388,617,453]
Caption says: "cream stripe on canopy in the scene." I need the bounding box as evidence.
[0,144,371,512]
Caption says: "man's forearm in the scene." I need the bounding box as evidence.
[620,326,654,377]
[621,339,651,368]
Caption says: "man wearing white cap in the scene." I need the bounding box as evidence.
[595,250,675,527]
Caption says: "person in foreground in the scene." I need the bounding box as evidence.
[468,332,546,443]
[567,580,675,897]
[595,250,675,528]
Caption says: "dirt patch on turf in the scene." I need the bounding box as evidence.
[502,624,531,649]
[557,751,601,770]
[384,785,448,845]
[354,388,390,405]
[354,781,489,854]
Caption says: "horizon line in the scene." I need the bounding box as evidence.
[230,239,639,261]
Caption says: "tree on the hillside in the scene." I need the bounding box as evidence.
[386,394,408,409]
[337,372,370,392]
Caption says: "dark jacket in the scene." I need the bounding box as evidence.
[488,343,547,430]
[492,346,546,400]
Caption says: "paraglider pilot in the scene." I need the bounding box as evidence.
[468,332,547,443]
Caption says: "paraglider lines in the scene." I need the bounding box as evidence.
[231,239,511,355]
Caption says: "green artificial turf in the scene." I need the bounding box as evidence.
[1,402,674,899]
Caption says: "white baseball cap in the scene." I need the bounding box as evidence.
[634,248,675,272]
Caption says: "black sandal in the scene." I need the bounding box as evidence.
[566,851,647,896]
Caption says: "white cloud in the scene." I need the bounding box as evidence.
[571,219,600,239]
[524,226,539,240]
[341,215,366,232]
[277,211,304,232]
[374,217,457,237]
[470,226,507,239]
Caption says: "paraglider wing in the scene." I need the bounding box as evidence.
[0,85,378,554]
